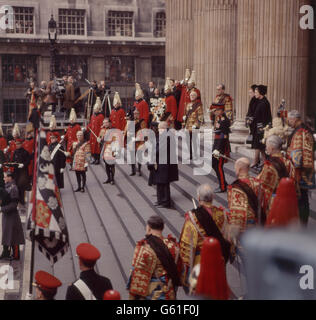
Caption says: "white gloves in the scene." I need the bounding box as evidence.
[60,168,64,173]
[18,164,24,169]
[212,150,221,159]
[84,163,88,168]
[65,152,71,157]
[97,138,101,144]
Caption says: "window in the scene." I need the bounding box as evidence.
[152,56,165,79]
[58,9,85,36]
[155,12,166,37]
[6,7,34,34]
[107,11,133,37]
[2,55,37,84]
[57,56,88,81]
[3,100,28,124]
[105,56,135,83]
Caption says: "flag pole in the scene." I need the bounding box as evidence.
[28,127,40,296]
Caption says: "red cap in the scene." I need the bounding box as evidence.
[266,178,299,227]
[196,238,230,300]
[76,243,101,263]
[103,290,121,300]
[34,271,62,292]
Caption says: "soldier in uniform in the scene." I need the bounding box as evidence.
[46,115,61,146]
[71,131,91,193]
[64,108,82,166]
[179,184,231,292]
[182,90,204,160]
[176,70,201,128]
[228,158,265,240]
[163,78,178,128]
[12,139,30,205]
[212,84,234,123]
[22,126,35,183]
[134,83,149,126]
[287,110,315,226]
[211,103,231,193]
[6,124,21,162]
[258,135,296,215]
[127,216,182,300]
[66,243,113,300]
[0,124,7,152]
[49,133,66,189]
[110,92,126,132]
[87,97,104,165]
[98,118,117,185]
[33,270,62,300]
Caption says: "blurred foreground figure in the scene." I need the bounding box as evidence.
[266,178,299,227]
[242,228,316,300]
[34,271,62,300]
[189,237,230,300]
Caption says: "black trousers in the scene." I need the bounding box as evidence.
[212,156,227,191]
[131,164,142,174]
[75,171,86,189]
[105,163,115,181]
[298,188,310,226]
[157,183,171,207]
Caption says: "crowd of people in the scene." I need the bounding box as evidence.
[0,67,314,300]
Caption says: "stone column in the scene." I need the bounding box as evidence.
[231,0,310,144]
[193,0,237,122]
[166,0,194,80]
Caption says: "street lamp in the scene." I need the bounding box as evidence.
[48,14,57,80]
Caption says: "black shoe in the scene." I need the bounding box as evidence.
[103,179,111,184]
[154,202,162,206]
[214,188,227,194]
[130,172,136,176]
[94,160,100,165]
[81,188,85,193]
[74,188,81,192]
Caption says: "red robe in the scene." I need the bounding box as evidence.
[165,94,178,120]
[65,124,82,163]
[0,137,7,151]
[7,140,17,162]
[88,112,104,155]
[46,131,61,145]
[134,99,149,125]
[22,138,34,176]
[110,107,127,131]
[176,85,201,122]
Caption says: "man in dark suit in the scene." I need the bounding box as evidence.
[66,243,113,300]
[144,81,156,106]
[153,122,179,209]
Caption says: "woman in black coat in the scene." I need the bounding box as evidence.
[252,85,272,168]
[0,172,25,260]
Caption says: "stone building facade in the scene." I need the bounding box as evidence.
[0,0,166,125]
[166,0,316,142]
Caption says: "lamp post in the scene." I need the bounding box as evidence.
[48,14,57,80]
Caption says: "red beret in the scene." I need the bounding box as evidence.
[34,271,62,292]
[103,290,121,300]
[76,243,101,262]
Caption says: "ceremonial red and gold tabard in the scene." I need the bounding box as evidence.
[99,127,118,162]
[72,141,91,171]
[257,153,296,214]
[134,99,149,125]
[128,235,181,300]
[179,205,226,288]
[227,175,261,233]
[176,84,201,123]
[110,107,126,132]
[7,139,17,162]
[46,131,61,146]
[88,112,104,155]
[213,94,233,122]
[183,101,204,132]
[64,123,81,163]
[287,124,315,187]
